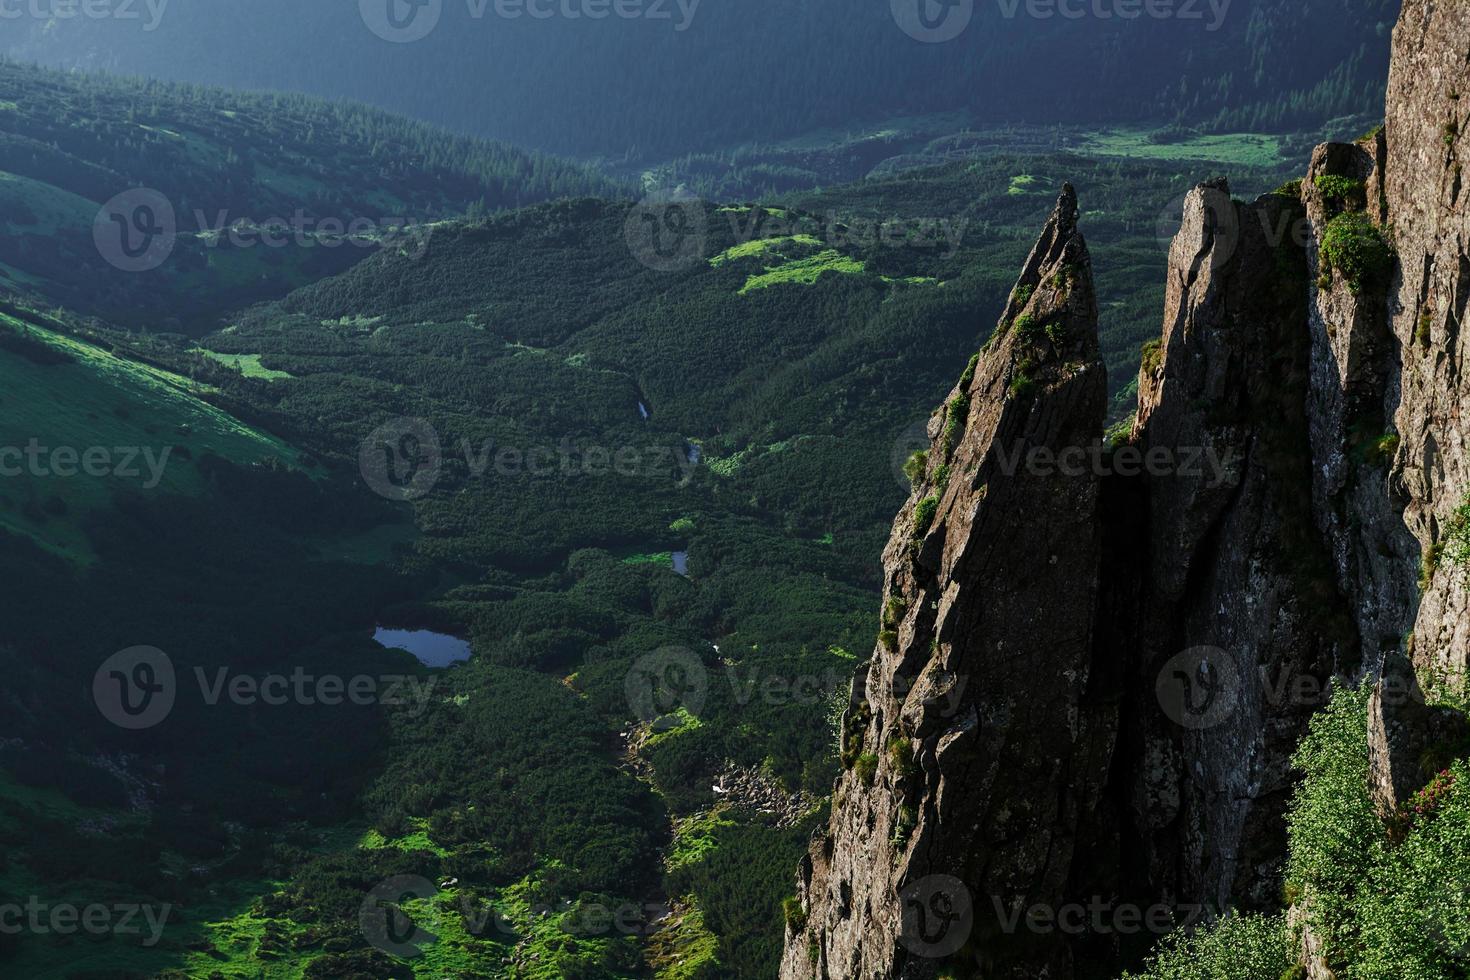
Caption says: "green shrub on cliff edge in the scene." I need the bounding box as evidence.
[1119,912,1293,980]
[1320,212,1395,293]
[1130,685,1470,979]
[1284,687,1380,961]
[1445,496,1470,569]
[1313,174,1366,213]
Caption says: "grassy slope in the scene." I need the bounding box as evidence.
[0,311,298,560]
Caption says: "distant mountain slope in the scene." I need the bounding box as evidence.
[0,60,623,329]
[0,0,1398,158]
[0,304,301,560]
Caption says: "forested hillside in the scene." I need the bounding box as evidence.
[1,0,1398,159]
[0,60,620,329]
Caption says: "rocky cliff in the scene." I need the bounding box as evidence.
[779,187,1113,979]
[781,2,1470,977]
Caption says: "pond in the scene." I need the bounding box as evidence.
[672,551,690,577]
[373,627,472,668]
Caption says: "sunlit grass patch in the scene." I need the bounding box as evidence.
[200,351,295,380]
[1008,173,1040,195]
[1078,128,1284,167]
[709,234,822,267]
[739,249,866,294]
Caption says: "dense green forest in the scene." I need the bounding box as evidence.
[0,60,621,329]
[1,0,1397,159]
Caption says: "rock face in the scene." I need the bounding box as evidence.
[1122,180,1356,912]
[780,186,1112,979]
[782,3,1470,976]
[1385,0,1470,698]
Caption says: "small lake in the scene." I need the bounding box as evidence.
[373,627,472,668]
[672,551,690,577]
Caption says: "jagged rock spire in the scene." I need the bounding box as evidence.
[779,188,1109,980]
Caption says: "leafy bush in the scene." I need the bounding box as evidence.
[904,450,929,487]
[1313,174,1365,211]
[913,495,940,538]
[1354,760,1470,978]
[1367,432,1400,467]
[959,352,981,389]
[1009,358,1040,398]
[1140,338,1164,376]
[1120,913,1293,980]
[1445,496,1470,569]
[854,753,879,786]
[1285,686,1379,962]
[782,896,807,932]
[1320,212,1394,293]
[942,394,970,458]
[888,737,917,779]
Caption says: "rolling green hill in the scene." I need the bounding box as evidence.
[0,307,300,560]
[0,60,624,331]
